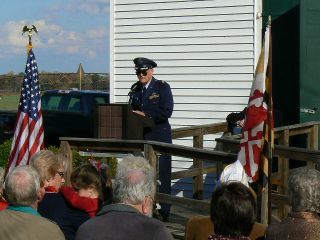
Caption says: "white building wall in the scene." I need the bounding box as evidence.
[110,0,262,198]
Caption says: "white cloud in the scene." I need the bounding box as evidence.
[63,0,110,15]
[0,19,108,65]
[88,50,97,59]
[87,27,107,39]
[66,45,80,54]
[0,21,28,52]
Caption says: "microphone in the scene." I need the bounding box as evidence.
[128,81,142,105]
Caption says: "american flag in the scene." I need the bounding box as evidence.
[238,24,271,183]
[6,48,45,174]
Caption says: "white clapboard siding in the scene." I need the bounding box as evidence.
[111,0,262,199]
[116,73,254,81]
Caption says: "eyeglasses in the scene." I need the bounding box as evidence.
[147,195,155,205]
[135,69,148,76]
[56,171,65,178]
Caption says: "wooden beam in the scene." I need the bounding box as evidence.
[156,193,210,214]
[172,122,228,139]
[193,135,204,199]
[215,138,320,164]
[171,166,217,180]
[271,193,290,205]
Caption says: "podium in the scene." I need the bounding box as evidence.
[94,104,154,140]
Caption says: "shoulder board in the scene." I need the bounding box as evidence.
[154,80,168,86]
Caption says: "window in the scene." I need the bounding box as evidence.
[94,97,107,104]
[42,96,62,111]
[67,97,81,113]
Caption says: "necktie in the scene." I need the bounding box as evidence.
[142,86,147,97]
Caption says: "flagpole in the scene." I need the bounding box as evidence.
[6,25,44,176]
[267,16,273,225]
[260,17,272,225]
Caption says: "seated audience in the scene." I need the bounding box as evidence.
[0,165,65,240]
[185,215,266,240]
[0,167,8,210]
[209,182,256,240]
[30,150,66,194]
[39,163,101,240]
[88,159,113,205]
[266,167,320,240]
[99,162,113,205]
[75,156,173,240]
[60,164,102,217]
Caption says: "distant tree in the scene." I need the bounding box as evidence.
[6,71,15,76]
[91,74,101,90]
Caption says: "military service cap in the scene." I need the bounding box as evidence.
[133,57,157,70]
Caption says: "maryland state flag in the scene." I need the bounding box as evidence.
[238,24,272,183]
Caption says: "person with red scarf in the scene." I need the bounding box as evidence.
[32,151,90,240]
[60,164,103,217]
[0,167,8,210]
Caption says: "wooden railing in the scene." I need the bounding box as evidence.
[215,121,320,220]
[59,121,320,220]
[171,122,228,199]
[59,123,234,215]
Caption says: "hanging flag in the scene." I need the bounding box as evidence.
[6,47,45,174]
[238,24,271,182]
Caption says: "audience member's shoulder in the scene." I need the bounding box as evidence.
[35,215,66,239]
[0,209,65,240]
[38,192,66,213]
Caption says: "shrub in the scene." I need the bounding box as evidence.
[0,140,118,177]
[0,139,12,168]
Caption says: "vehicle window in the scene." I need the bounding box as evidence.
[94,97,107,104]
[67,97,81,113]
[42,96,62,111]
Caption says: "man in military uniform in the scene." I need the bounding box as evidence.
[128,57,174,221]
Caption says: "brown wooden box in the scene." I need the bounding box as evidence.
[94,104,154,140]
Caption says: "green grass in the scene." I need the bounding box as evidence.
[0,94,20,110]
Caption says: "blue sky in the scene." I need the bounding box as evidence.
[0,0,109,74]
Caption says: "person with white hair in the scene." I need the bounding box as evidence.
[266,167,320,240]
[75,156,173,240]
[0,165,65,240]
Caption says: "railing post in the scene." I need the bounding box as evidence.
[309,124,319,168]
[144,143,158,180]
[60,140,73,186]
[193,135,204,199]
[277,129,290,218]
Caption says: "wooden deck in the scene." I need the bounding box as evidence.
[164,205,208,239]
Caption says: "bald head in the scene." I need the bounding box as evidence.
[5,165,40,206]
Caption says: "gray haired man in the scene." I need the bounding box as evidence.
[0,165,65,240]
[76,156,173,240]
[266,167,320,240]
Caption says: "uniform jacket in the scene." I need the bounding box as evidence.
[266,211,320,240]
[75,203,174,240]
[0,207,65,240]
[129,77,174,143]
[38,192,90,240]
